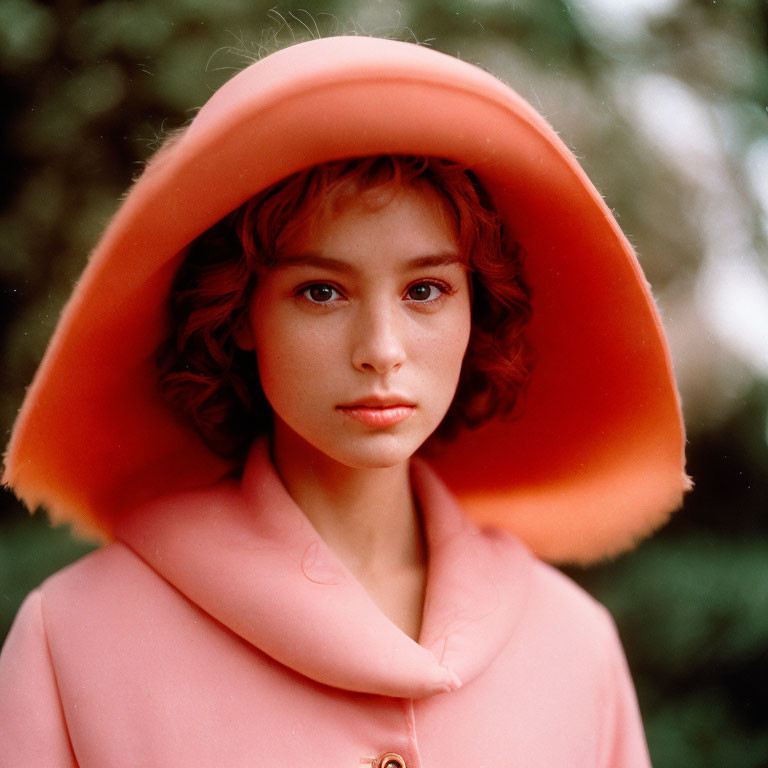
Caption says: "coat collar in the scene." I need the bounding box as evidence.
[118,438,533,698]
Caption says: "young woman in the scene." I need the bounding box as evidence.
[0,36,688,766]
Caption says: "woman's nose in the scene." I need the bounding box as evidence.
[351,302,406,374]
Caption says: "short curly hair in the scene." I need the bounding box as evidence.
[158,155,532,459]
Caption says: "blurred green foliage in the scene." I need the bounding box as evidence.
[1,0,767,765]
[575,534,768,766]
[0,513,95,635]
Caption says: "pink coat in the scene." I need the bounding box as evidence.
[0,440,651,767]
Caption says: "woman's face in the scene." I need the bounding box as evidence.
[240,182,472,469]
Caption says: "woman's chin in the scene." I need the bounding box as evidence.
[317,431,425,471]
[325,438,419,469]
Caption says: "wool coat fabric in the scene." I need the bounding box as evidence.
[0,439,651,767]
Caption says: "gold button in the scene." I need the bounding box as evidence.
[378,753,406,768]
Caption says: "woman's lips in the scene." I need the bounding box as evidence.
[337,405,415,428]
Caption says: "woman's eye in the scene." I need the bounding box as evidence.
[302,284,340,303]
[406,282,444,302]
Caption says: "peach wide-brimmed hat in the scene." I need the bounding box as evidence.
[3,36,689,564]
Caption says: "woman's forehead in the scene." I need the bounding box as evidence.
[279,183,461,265]
[284,181,460,254]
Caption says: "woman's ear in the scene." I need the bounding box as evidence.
[232,315,256,351]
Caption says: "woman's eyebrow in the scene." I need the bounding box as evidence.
[274,252,463,272]
[406,253,464,269]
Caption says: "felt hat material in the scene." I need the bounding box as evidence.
[2,36,689,564]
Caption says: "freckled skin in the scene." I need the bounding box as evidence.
[239,183,472,471]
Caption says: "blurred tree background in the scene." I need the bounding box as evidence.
[0,0,766,764]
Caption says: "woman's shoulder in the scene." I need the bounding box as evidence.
[511,542,624,652]
[475,523,612,621]
[33,540,171,621]
[36,477,243,609]
[2,541,177,685]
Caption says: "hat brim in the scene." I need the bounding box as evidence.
[3,36,688,564]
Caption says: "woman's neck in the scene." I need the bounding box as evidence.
[270,420,427,640]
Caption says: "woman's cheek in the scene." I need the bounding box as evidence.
[256,316,339,415]
[426,305,471,373]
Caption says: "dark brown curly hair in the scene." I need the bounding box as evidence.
[158,155,532,459]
